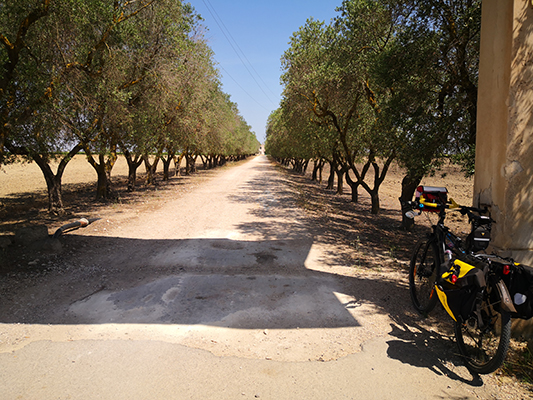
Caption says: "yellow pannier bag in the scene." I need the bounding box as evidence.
[436,259,486,321]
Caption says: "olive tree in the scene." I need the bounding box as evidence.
[0,0,157,211]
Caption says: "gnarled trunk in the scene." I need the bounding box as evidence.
[365,156,395,215]
[174,153,184,176]
[399,171,424,230]
[311,158,325,182]
[85,146,117,201]
[335,165,347,195]
[31,144,83,214]
[143,154,160,185]
[345,170,360,203]
[326,159,336,190]
[185,152,197,175]
[123,150,143,192]
[161,151,175,181]
[33,157,64,214]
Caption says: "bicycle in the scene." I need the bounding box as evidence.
[406,186,492,314]
[406,186,517,374]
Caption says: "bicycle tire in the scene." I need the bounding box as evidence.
[409,238,440,315]
[454,282,511,374]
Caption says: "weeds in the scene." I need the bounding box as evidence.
[501,342,533,389]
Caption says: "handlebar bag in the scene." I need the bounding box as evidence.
[415,186,448,212]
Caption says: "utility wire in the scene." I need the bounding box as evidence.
[218,65,271,112]
[204,0,278,102]
[202,0,277,107]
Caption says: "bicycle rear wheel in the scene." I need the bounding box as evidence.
[454,282,511,374]
[409,239,440,314]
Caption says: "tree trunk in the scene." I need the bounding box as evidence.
[302,159,309,175]
[335,166,346,195]
[174,154,184,177]
[399,171,424,230]
[311,159,319,181]
[128,166,137,191]
[313,158,325,182]
[161,151,175,181]
[200,154,208,170]
[345,170,359,203]
[365,156,394,215]
[95,156,107,200]
[123,151,143,192]
[326,160,336,190]
[87,155,108,200]
[30,144,83,214]
[296,159,305,173]
[370,190,380,215]
[143,154,160,185]
[46,175,63,213]
[36,159,64,214]
[85,146,117,201]
[344,150,395,215]
[185,152,197,175]
[185,154,191,175]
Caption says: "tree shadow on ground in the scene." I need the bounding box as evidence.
[0,164,219,234]
[0,156,490,387]
[0,231,483,387]
[229,160,431,271]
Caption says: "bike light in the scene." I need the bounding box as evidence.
[503,265,511,275]
[405,211,416,219]
[451,275,458,284]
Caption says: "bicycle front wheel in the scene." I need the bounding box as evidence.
[409,238,440,315]
[454,282,512,374]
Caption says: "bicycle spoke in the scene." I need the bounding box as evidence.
[455,283,511,374]
[409,239,439,314]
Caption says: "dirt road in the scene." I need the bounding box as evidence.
[0,156,524,399]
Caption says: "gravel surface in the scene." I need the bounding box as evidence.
[0,155,531,399]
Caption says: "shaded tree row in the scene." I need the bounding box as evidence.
[266,0,480,225]
[1,0,259,213]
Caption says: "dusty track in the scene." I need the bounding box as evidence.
[0,156,530,399]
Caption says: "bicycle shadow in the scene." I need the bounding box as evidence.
[386,313,484,387]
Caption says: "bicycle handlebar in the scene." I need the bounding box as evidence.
[404,198,493,224]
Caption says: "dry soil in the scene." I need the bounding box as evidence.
[0,155,531,399]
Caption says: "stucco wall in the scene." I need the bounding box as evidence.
[474,0,533,265]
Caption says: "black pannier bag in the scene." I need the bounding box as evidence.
[436,258,486,322]
[466,225,491,252]
[508,263,533,320]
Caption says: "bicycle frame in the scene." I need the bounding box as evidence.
[425,208,466,280]
[407,195,517,373]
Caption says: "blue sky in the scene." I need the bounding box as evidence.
[190,0,342,144]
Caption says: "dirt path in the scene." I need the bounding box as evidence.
[0,156,528,399]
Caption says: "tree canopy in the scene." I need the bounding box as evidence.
[267,0,481,218]
[1,0,259,212]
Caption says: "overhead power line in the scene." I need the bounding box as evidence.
[218,65,271,112]
[201,0,277,107]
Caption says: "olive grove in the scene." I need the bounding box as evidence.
[1,0,259,213]
[266,0,480,221]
